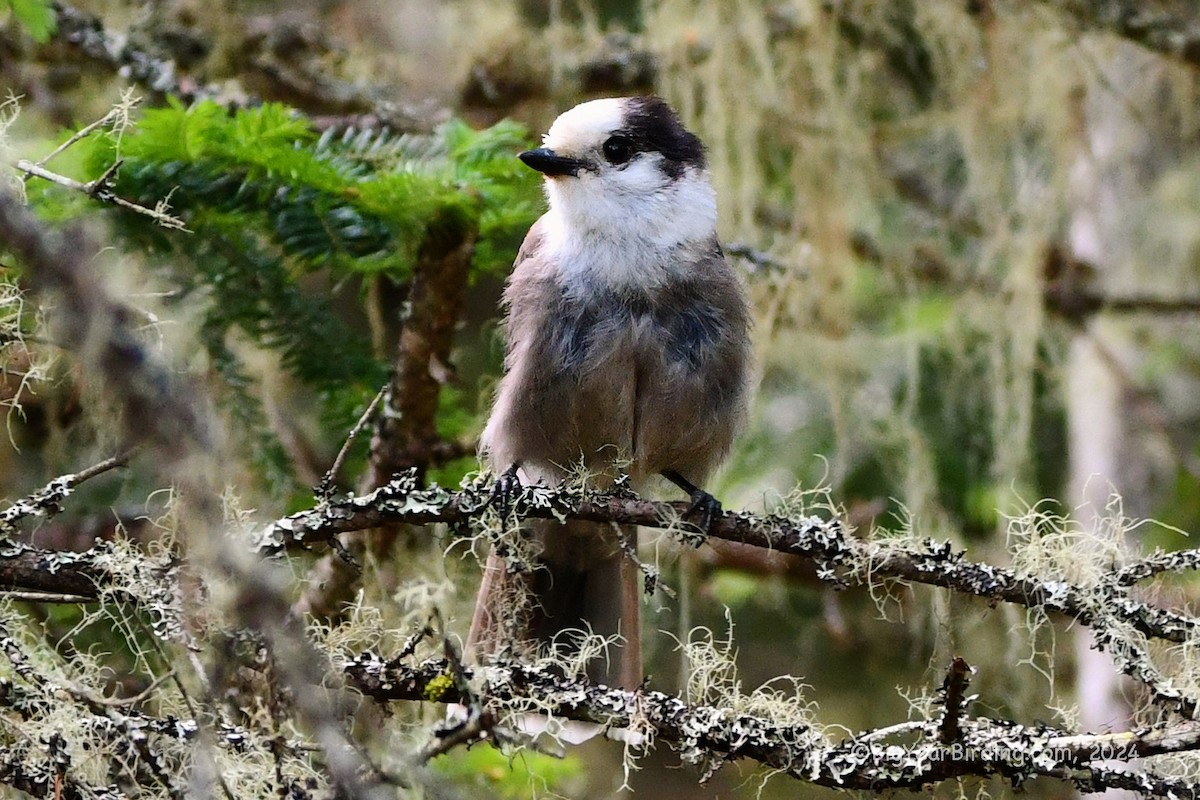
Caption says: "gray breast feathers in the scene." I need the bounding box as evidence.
[482,223,750,484]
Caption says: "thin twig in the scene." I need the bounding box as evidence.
[724,241,796,274]
[63,669,177,708]
[0,449,133,530]
[0,590,92,603]
[23,95,138,178]
[417,710,491,763]
[317,383,386,500]
[13,159,188,230]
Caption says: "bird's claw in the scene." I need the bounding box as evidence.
[661,469,723,536]
[685,488,722,534]
[490,463,523,519]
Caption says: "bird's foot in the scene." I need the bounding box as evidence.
[662,470,722,536]
[490,463,523,519]
[685,488,722,534]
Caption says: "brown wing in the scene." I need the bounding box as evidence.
[632,243,752,483]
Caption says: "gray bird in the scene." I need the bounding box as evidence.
[467,96,751,690]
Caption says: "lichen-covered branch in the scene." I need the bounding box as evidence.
[45,1,430,131]
[259,472,1197,647]
[0,451,128,532]
[48,1,205,101]
[0,537,176,611]
[0,189,386,799]
[1118,546,1200,585]
[345,653,1200,796]
[3,408,1200,795]
[0,619,317,799]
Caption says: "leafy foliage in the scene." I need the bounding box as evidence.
[431,746,584,798]
[3,0,56,42]
[36,99,542,487]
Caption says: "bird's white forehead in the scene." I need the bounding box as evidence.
[543,98,626,154]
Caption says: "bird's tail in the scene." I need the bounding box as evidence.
[467,519,641,689]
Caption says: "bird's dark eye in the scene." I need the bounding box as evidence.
[602,136,634,165]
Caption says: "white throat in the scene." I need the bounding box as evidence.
[541,169,718,292]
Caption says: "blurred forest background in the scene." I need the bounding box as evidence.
[2,0,1200,798]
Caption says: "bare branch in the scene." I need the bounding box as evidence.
[13,159,187,230]
[316,382,385,500]
[0,590,92,603]
[295,211,477,618]
[724,241,797,275]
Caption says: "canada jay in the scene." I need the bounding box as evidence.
[467,96,751,689]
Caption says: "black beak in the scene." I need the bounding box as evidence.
[519,147,583,177]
